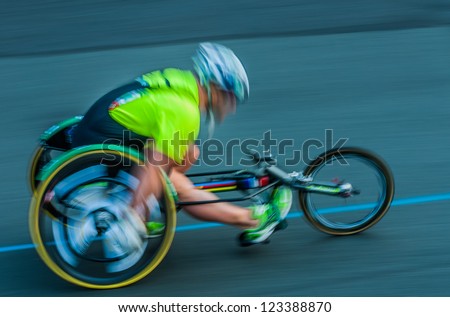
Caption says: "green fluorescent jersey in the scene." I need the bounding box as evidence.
[109,68,200,164]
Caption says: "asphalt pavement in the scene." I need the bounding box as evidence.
[0,1,449,296]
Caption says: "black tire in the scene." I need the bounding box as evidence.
[299,147,394,235]
[29,149,176,289]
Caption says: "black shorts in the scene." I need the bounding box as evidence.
[71,82,148,150]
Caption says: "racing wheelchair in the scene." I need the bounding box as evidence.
[28,116,395,289]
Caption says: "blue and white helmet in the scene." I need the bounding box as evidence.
[193,42,250,103]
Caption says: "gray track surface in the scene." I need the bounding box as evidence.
[1,1,450,296]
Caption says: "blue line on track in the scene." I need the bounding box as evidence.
[2,192,450,254]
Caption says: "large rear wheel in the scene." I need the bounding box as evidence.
[29,149,176,289]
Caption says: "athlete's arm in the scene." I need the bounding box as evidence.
[131,145,175,220]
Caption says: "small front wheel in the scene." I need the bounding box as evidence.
[299,147,394,235]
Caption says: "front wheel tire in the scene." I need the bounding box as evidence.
[299,147,394,235]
